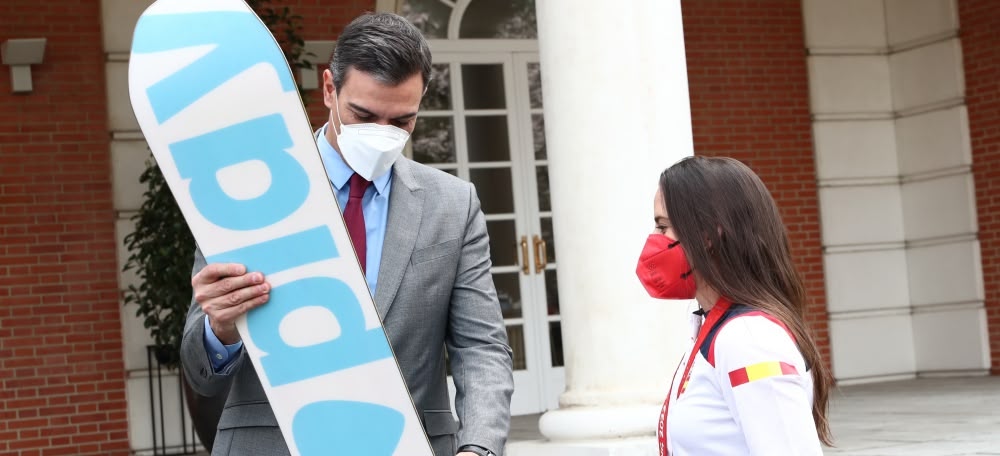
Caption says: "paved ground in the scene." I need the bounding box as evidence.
[510,376,1000,455]
[823,376,1000,455]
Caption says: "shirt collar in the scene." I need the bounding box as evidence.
[316,123,393,195]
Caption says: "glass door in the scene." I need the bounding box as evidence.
[511,52,564,410]
[407,51,564,415]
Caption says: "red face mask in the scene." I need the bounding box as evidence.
[635,234,697,300]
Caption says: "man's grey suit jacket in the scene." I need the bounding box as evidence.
[180,156,515,456]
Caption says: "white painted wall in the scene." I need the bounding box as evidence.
[803,0,989,383]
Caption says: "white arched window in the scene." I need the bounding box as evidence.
[394,0,537,40]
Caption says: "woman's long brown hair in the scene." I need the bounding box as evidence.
[660,156,833,445]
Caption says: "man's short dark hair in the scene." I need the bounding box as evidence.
[330,12,433,92]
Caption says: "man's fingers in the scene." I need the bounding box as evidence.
[243,293,270,311]
[211,292,270,326]
[195,263,270,343]
[202,282,270,320]
[213,274,266,301]
[193,270,266,304]
[192,263,248,287]
[229,282,270,307]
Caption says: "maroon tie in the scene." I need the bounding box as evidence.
[344,173,371,273]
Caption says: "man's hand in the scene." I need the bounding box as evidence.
[192,263,270,344]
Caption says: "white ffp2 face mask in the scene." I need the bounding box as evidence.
[332,94,411,181]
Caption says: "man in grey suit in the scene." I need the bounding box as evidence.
[180,12,514,456]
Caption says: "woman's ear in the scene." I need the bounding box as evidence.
[705,226,723,252]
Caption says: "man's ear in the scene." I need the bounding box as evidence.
[322,69,336,109]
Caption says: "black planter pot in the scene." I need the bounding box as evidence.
[152,344,179,366]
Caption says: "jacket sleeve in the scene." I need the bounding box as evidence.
[180,245,247,398]
[445,182,515,455]
[712,315,825,456]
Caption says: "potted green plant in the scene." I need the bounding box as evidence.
[121,1,313,451]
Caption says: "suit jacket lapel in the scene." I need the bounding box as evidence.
[374,158,423,318]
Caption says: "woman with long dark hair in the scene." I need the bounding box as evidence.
[635,156,833,455]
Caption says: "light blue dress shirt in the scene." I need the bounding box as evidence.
[203,123,393,371]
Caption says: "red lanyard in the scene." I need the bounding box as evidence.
[657,298,731,456]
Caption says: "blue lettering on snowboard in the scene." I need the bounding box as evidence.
[132,11,297,124]
[248,275,393,387]
[133,7,405,454]
[293,401,405,456]
[171,114,309,230]
[207,225,339,276]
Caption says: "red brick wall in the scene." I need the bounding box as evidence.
[960,0,1000,375]
[0,1,130,455]
[680,1,831,363]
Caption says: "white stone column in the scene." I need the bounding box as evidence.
[509,0,695,454]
